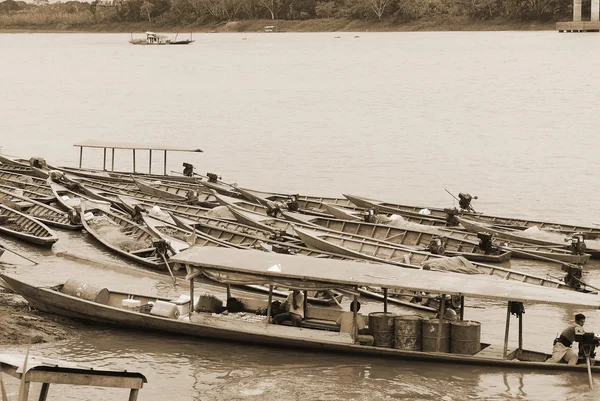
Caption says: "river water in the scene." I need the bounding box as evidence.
[1,31,600,400]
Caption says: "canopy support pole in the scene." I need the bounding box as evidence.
[352,294,359,343]
[38,382,50,401]
[503,301,511,358]
[189,277,194,315]
[460,296,465,321]
[133,149,136,173]
[226,284,231,300]
[149,150,152,174]
[103,148,106,171]
[128,388,140,401]
[383,288,388,313]
[266,285,273,323]
[518,309,523,358]
[79,147,83,168]
[111,148,115,172]
[303,290,308,318]
[163,150,167,176]
[436,294,446,352]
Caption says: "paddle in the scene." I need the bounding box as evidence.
[586,353,594,390]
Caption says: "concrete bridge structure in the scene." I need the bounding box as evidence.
[557,0,600,32]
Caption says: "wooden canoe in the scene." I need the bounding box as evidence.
[457,217,600,259]
[80,202,174,270]
[283,211,589,265]
[293,227,580,291]
[280,212,512,263]
[0,187,81,230]
[0,204,59,246]
[0,182,54,203]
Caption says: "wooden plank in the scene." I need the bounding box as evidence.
[26,371,144,389]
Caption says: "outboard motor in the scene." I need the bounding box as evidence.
[477,232,496,254]
[182,162,194,177]
[444,208,460,226]
[272,244,294,254]
[427,236,446,255]
[152,238,170,257]
[131,204,145,224]
[67,209,81,225]
[206,172,221,183]
[458,192,477,212]
[266,204,282,218]
[269,230,285,241]
[562,264,583,289]
[577,332,600,362]
[29,156,47,169]
[363,208,377,224]
[285,194,299,212]
[566,233,587,255]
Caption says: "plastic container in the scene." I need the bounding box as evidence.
[368,312,397,348]
[422,319,450,353]
[450,320,481,355]
[394,315,423,351]
[62,279,109,305]
[121,299,141,312]
[149,300,180,319]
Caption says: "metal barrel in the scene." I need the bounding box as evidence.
[394,315,423,351]
[62,278,109,305]
[450,320,481,355]
[368,312,396,348]
[422,319,450,353]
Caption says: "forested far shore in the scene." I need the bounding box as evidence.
[0,0,579,32]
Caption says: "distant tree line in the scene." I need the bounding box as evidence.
[0,0,579,27]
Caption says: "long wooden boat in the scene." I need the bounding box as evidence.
[133,177,220,207]
[212,192,271,215]
[457,217,600,259]
[0,204,59,247]
[0,170,48,186]
[0,184,50,206]
[80,202,174,270]
[0,183,54,203]
[321,203,453,228]
[280,212,511,263]
[50,182,112,213]
[293,227,587,292]
[285,210,588,265]
[7,248,593,373]
[344,194,463,222]
[0,187,81,230]
[0,154,50,178]
[117,195,234,223]
[226,205,297,236]
[237,187,358,216]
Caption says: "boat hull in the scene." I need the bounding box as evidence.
[3,274,598,374]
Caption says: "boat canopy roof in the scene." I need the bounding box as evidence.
[0,353,147,387]
[171,247,600,308]
[73,139,203,153]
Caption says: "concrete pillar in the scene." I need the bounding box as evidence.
[592,0,600,22]
[573,0,582,22]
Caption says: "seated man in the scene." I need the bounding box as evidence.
[273,289,304,327]
[336,301,374,346]
[547,313,586,365]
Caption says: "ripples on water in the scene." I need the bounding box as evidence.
[1,31,600,400]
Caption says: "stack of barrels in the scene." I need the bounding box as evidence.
[368,312,481,354]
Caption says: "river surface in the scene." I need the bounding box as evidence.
[1,31,600,400]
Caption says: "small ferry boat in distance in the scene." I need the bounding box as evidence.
[129,32,194,45]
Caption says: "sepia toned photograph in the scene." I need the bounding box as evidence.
[1,1,600,400]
